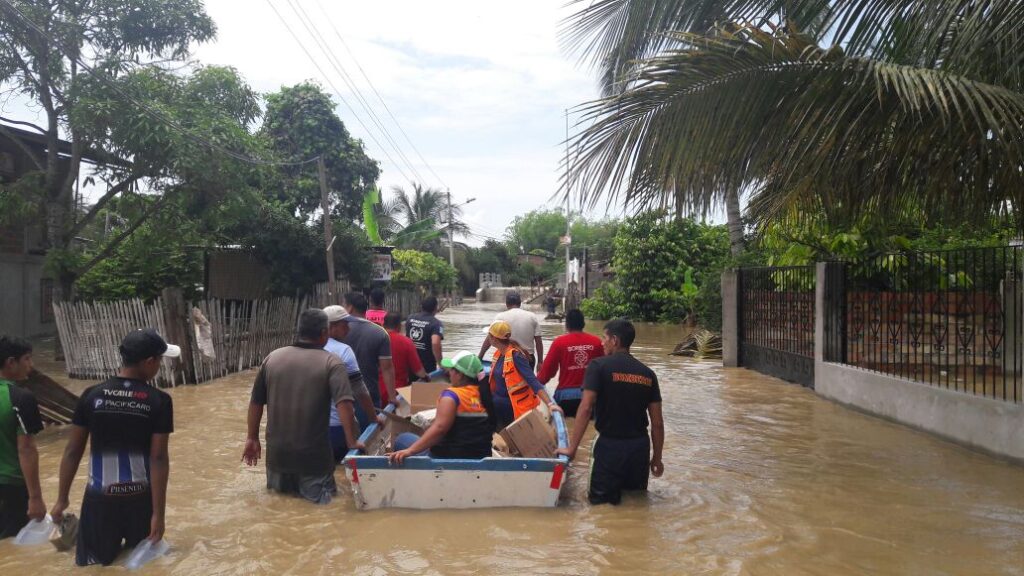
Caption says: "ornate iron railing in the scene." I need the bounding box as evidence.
[825,247,1023,403]
[738,266,816,387]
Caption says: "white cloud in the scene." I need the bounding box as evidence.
[193,0,602,243]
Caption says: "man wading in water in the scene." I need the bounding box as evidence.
[0,337,45,540]
[243,309,362,504]
[557,318,665,505]
[51,329,177,566]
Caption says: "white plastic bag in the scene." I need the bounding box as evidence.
[125,539,170,570]
[13,515,54,546]
[411,409,436,429]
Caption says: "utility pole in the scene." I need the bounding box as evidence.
[447,188,455,268]
[564,109,572,290]
[318,156,336,293]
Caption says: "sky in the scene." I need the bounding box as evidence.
[0,0,623,245]
[192,0,611,244]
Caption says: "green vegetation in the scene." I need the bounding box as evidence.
[581,211,729,327]
[391,249,456,294]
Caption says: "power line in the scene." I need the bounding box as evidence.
[263,0,415,183]
[312,0,450,189]
[287,0,429,187]
[0,0,321,167]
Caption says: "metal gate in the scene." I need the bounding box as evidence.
[738,266,816,387]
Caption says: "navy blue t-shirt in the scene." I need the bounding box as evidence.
[73,378,173,496]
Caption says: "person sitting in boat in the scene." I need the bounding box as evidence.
[484,321,561,430]
[388,352,495,463]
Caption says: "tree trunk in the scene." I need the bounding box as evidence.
[725,187,744,257]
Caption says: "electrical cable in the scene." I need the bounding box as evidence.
[264,0,415,184]
[287,0,428,186]
[312,0,450,189]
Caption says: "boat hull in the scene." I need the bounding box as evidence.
[343,410,570,510]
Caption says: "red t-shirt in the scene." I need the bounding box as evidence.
[365,309,387,326]
[380,329,424,401]
[537,331,604,390]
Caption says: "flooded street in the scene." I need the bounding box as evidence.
[3,302,1024,575]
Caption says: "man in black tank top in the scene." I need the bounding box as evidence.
[558,319,665,505]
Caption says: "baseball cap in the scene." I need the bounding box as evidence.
[441,351,485,379]
[486,320,513,340]
[323,305,350,322]
[119,329,180,364]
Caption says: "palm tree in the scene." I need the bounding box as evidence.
[375,184,470,251]
[562,1,1024,245]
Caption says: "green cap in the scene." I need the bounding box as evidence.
[440,351,485,379]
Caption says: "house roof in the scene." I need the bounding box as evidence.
[0,122,108,165]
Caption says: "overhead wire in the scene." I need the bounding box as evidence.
[262,0,415,183]
[0,0,321,167]
[312,0,450,189]
[286,0,429,187]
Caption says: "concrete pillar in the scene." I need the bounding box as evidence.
[815,262,827,365]
[721,269,739,367]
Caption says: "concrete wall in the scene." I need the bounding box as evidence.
[809,262,1023,462]
[815,361,1024,461]
[0,254,54,338]
[477,286,538,304]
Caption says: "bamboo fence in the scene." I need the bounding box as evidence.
[53,297,179,386]
[55,296,305,388]
[53,283,460,388]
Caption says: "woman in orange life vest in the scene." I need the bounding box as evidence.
[388,351,496,463]
[484,320,562,431]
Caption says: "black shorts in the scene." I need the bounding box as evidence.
[0,482,29,539]
[589,435,651,505]
[557,398,582,418]
[76,491,152,566]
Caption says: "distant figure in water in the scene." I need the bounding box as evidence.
[365,287,387,326]
[557,318,664,505]
[243,309,366,505]
[51,329,178,566]
[387,351,494,462]
[537,309,604,417]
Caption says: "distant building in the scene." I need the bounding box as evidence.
[0,124,97,338]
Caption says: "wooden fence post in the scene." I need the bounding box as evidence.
[161,288,196,384]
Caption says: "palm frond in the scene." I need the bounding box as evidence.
[562,0,1024,94]
[569,24,1024,227]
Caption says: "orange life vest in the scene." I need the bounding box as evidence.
[489,345,540,420]
[433,384,492,459]
[443,385,488,416]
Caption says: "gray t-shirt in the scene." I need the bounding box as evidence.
[343,317,392,405]
[495,307,540,355]
[251,343,353,476]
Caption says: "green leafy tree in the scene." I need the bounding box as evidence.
[261,82,380,221]
[391,249,456,294]
[581,211,729,325]
[0,0,219,299]
[505,209,567,254]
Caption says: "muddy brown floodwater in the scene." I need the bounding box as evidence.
[2,302,1023,575]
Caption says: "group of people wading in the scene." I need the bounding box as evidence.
[0,290,664,567]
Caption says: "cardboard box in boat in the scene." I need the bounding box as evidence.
[366,411,426,456]
[498,407,558,458]
[396,382,449,413]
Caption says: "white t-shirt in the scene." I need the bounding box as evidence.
[495,307,540,355]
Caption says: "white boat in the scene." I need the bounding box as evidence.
[342,406,570,510]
